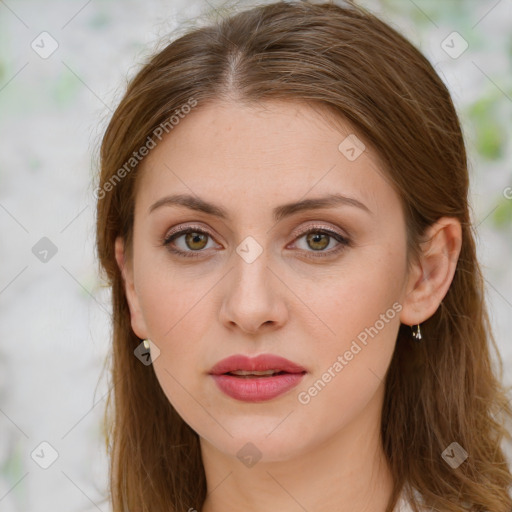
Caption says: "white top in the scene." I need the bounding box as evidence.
[395,492,414,512]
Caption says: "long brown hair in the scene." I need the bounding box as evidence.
[94,1,512,510]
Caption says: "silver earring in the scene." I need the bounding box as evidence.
[143,339,151,349]
[411,324,422,341]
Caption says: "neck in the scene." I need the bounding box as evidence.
[199,385,395,512]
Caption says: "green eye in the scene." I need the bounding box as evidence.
[162,226,350,259]
[163,227,216,258]
[291,228,350,259]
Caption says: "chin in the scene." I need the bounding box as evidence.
[198,413,320,464]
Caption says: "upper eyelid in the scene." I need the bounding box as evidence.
[163,223,349,247]
[164,221,345,235]
[292,223,349,238]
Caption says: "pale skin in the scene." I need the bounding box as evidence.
[114,100,462,512]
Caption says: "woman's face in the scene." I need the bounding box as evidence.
[117,100,414,462]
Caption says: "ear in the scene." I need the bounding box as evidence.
[114,236,150,340]
[400,217,462,326]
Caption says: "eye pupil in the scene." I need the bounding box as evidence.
[307,232,329,251]
[186,232,208,250]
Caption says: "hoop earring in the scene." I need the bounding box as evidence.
[411,324,422,342]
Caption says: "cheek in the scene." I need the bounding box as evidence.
[294,246,404,407]
[134,252,217,352]
[137,265,216,425]
[292,287,401,449]
[308,247,405,348]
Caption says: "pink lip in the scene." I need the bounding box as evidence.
[209,354,307,402]
[209,354,307,375]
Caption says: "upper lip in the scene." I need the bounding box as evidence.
[209,354,307,375]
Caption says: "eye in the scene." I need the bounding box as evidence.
[290,226,351,259]
[162,224,351,259]
[162,225,220,258]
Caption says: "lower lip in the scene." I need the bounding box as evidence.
[211,373,306,402]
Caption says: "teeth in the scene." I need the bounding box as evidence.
[229,369,280,376]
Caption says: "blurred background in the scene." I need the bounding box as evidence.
[0,0,511,511]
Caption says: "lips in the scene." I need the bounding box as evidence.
[209,354,307,376]
[209,354,307,402]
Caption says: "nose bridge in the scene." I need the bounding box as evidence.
[219,234,286,333]
[232,235,272,300]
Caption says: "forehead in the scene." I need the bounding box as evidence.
[135,100,396,218]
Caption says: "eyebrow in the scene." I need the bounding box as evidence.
[148,192,372,221]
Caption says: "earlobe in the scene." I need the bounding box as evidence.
[114,236,150,340]
[400,217,462,326]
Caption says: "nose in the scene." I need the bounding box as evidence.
[218,248,288,335]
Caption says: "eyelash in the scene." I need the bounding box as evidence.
[162,224,351,260]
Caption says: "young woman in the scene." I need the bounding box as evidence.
[94,1,512,511]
